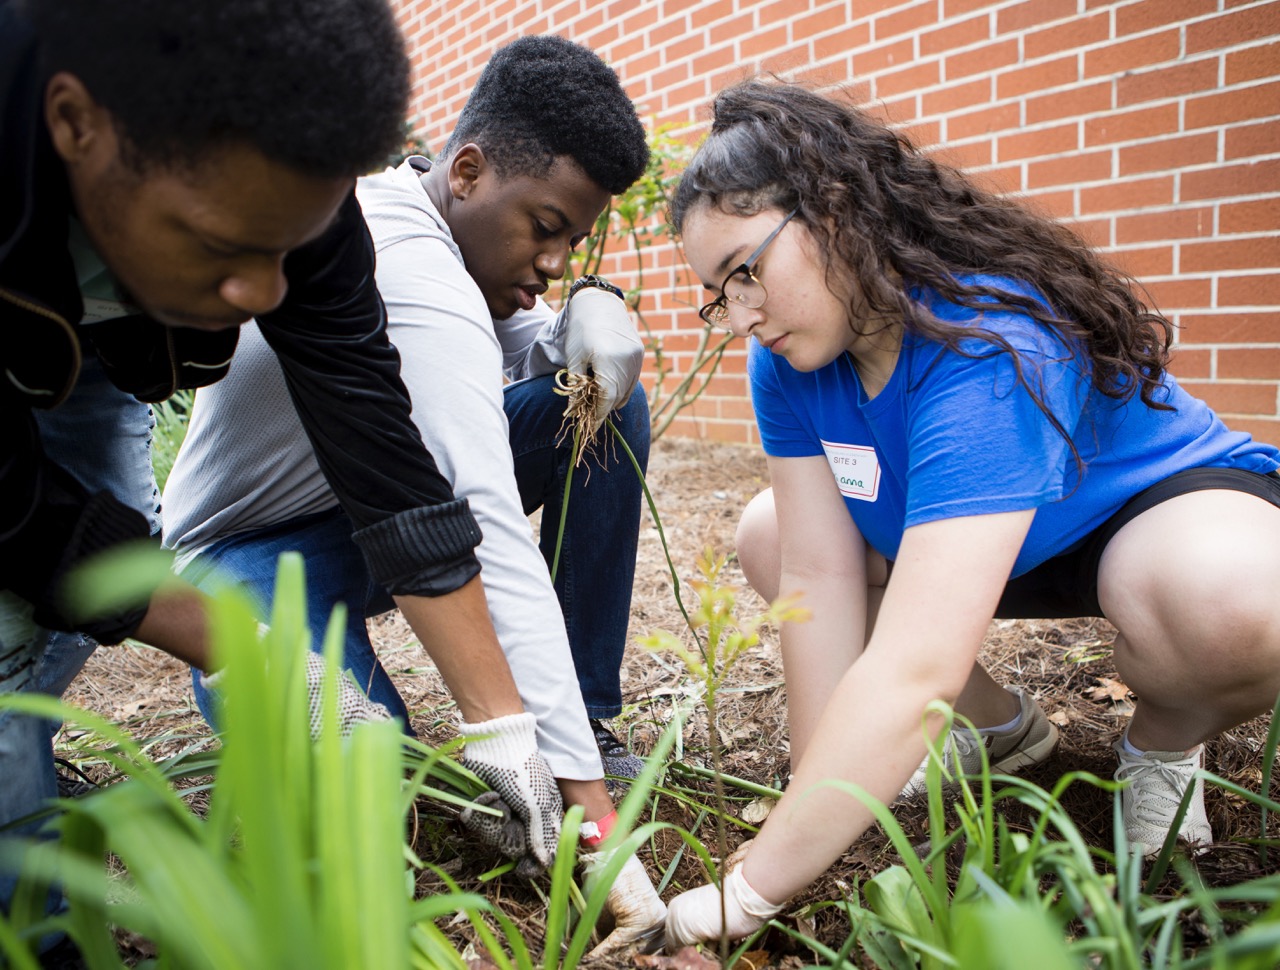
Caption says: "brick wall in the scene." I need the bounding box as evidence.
[394,0,1280,447]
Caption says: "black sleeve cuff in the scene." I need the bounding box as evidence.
[352,498,484,596]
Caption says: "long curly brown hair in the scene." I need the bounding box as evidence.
[671,80,1174,425]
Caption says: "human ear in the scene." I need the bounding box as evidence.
[447,143,487,201]
[44,72,117,168]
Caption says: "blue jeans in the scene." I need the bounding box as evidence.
[189,374,650,726]
[2,356,159,932]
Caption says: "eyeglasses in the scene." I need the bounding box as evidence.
[698,207,798,330]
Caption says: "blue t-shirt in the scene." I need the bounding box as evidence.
[751,276,1280,577]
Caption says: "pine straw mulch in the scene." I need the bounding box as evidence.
[56,436,1280,966]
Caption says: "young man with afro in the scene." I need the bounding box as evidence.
[2,1,641,956]
[163,35,665,953]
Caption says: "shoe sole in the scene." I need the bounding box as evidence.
[988,722,1060,776]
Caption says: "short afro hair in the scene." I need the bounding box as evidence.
[19,0,410,178]
[443,36,648,196]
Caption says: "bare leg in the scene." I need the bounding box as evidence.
[1097,489,1280,752]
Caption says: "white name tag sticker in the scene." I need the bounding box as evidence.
[81,296,136,324]
[820,439,881,502]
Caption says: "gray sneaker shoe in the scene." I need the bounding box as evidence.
[899,687,1059,800]
[1113,737,1212,857]
[591,718,645,784]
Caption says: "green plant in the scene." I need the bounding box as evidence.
[640,548,807,962]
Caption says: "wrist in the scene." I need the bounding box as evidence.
[567,274,623,302]
[579,808,619,848]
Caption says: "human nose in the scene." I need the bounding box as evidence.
[534,241,570,281]
[219,255,289,317]
[726,300,763,339]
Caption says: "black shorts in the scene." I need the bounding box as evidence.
[993,467,1280,619]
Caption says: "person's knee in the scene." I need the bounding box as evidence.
[736,489,780,602]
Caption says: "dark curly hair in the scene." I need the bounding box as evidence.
[442,36,649,195]
[672,80,1174,434]
[18,0,410,178]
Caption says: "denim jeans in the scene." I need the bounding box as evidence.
[189,373,650,727]
[2,356,159,931]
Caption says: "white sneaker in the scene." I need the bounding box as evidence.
[899,687,1059,800]
[1113,737,1212,857]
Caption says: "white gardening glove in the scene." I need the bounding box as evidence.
[199,651,393,741]
[581,851,667,959]
[664,865,784,951]
[562,285,644,432]
[458,712,564,869]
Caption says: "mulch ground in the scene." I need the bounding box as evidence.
[56,436,1280,966]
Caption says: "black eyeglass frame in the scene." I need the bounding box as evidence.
[698,206,800,328]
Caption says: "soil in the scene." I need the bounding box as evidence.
[57,436,1280,966]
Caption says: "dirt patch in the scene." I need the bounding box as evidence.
[57,436,1280,963]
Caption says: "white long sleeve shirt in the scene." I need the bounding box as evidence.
[163,159,600,779]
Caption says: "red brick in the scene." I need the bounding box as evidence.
[1220,273,1280,306]
[690,0,734,30]
[854,36,914,76]
[1168,347,1212,379]
[877,58,942,98]
[792,3,854,39]
[1221,416,1280,448]
[1220,198,1280,234]
[1225,119,1280,160]
[933,138,994,169]
[1080,175,1176,213]
[1120,133,1219,176]
[1143,276,1214,310]
[874,1,938,42]
[1181,381,1279,415]
[740,25,791,60]
[1186,4,1280,55]
[970,163,1024,195]
[1024,11,1110,61]
[1186,81,1280,130]
[1108,244,1176,277]
[997,0,1079,34]
[901,119,942,150]
[1182,159,1280,202]
[946,39,1021,81]
[1025,81,1112,124]
[1085,30,1181,79]
[1225,41,1280,85]
[1179,311,1280,343]
[1026,149,1112,188]
[997,56,1081,100]
[1022,188,1076,220]
[1085,104,1181,148]
[949,102,1022,141]
[1220,348,1280,380]
[1183,237,1280,273]
[1062,215,1112,249]
[998,122,1080,162]
[1117,59,1220,108]
[922,76,993,115]
[945,0,1003,14]
[920,15,990,57]
[1116,0,1218,36]
[1115,207,1214,245]
[814,22,874,63]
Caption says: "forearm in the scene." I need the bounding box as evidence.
[744,650,951,902]
[132,588,211,669]
[394,576,523,723]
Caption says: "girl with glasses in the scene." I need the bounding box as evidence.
[664,79,1280,947]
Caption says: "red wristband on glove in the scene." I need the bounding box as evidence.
[579,809,618,847]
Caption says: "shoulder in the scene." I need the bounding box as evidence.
[356,160,460,260]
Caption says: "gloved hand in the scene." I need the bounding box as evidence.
[562,285,644,432]
[303,652,393,738]
[199,650,393,741]
[458,712,564,868]
[664,862,784,950]
[582,851,667,959]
